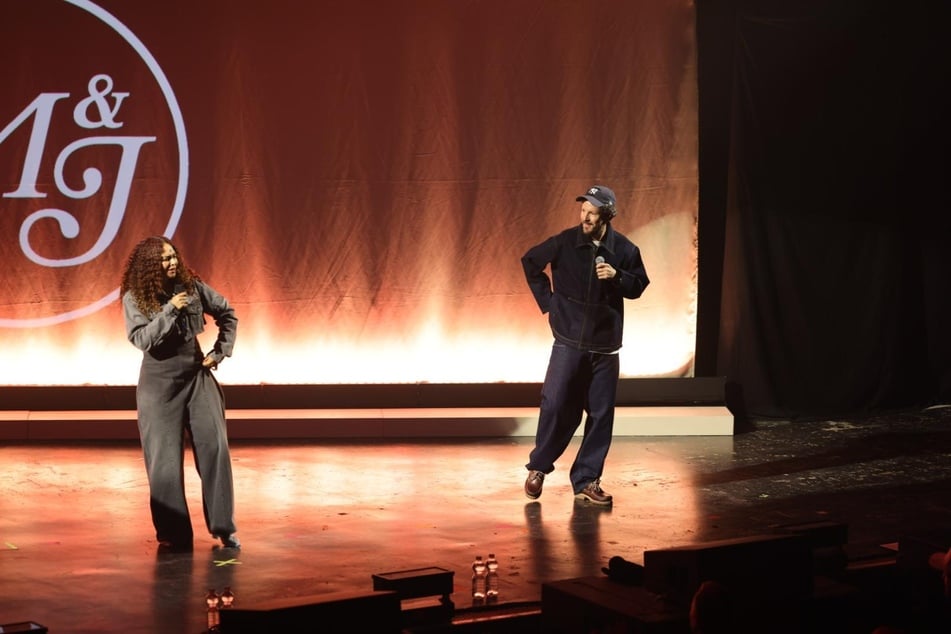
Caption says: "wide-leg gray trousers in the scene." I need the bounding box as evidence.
[136,339,236,543]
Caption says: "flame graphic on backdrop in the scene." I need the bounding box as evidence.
[0,1,700,387]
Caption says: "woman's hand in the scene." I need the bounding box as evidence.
[170,291,189,310]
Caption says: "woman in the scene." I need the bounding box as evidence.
[120,236,240,551]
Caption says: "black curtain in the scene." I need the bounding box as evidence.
[696,0,951,419]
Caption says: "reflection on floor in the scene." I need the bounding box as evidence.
[1,406,950,633]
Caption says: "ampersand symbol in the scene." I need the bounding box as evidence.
[73,74,129,129]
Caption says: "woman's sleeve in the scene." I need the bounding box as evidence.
[196,281,238,361]
[123,292,179,352]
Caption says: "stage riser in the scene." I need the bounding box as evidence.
[0,377,729,410]
[0,406,733,440]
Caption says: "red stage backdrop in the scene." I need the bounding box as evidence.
[0,0,698,386]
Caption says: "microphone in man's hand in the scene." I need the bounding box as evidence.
[595,256,605,265]
[173,283,185,296]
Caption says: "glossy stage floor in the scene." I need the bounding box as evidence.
[2,405,951,633]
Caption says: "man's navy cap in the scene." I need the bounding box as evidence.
[576,185,616,208]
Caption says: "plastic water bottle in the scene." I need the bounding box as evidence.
[485,553,499,599]
[220,586,235,608]
[471,555,487,601]
[204,589,220,632]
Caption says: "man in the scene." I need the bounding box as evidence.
[521,184,649,505]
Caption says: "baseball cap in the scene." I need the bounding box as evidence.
[576,185,616,208]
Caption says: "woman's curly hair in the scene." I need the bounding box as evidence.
[120,236,199,316]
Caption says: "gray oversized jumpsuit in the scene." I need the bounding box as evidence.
[123,280,238,544]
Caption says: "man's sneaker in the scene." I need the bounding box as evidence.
[524,470,545,499]
[575,479,612,506]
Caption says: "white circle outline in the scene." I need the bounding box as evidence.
[0,0,188,328]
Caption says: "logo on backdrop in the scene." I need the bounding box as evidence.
[0,0,188,328]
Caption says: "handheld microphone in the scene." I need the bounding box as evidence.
[594,255,604,282]
[171,283,187,335]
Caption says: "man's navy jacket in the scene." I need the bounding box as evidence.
[522,224,649,353]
